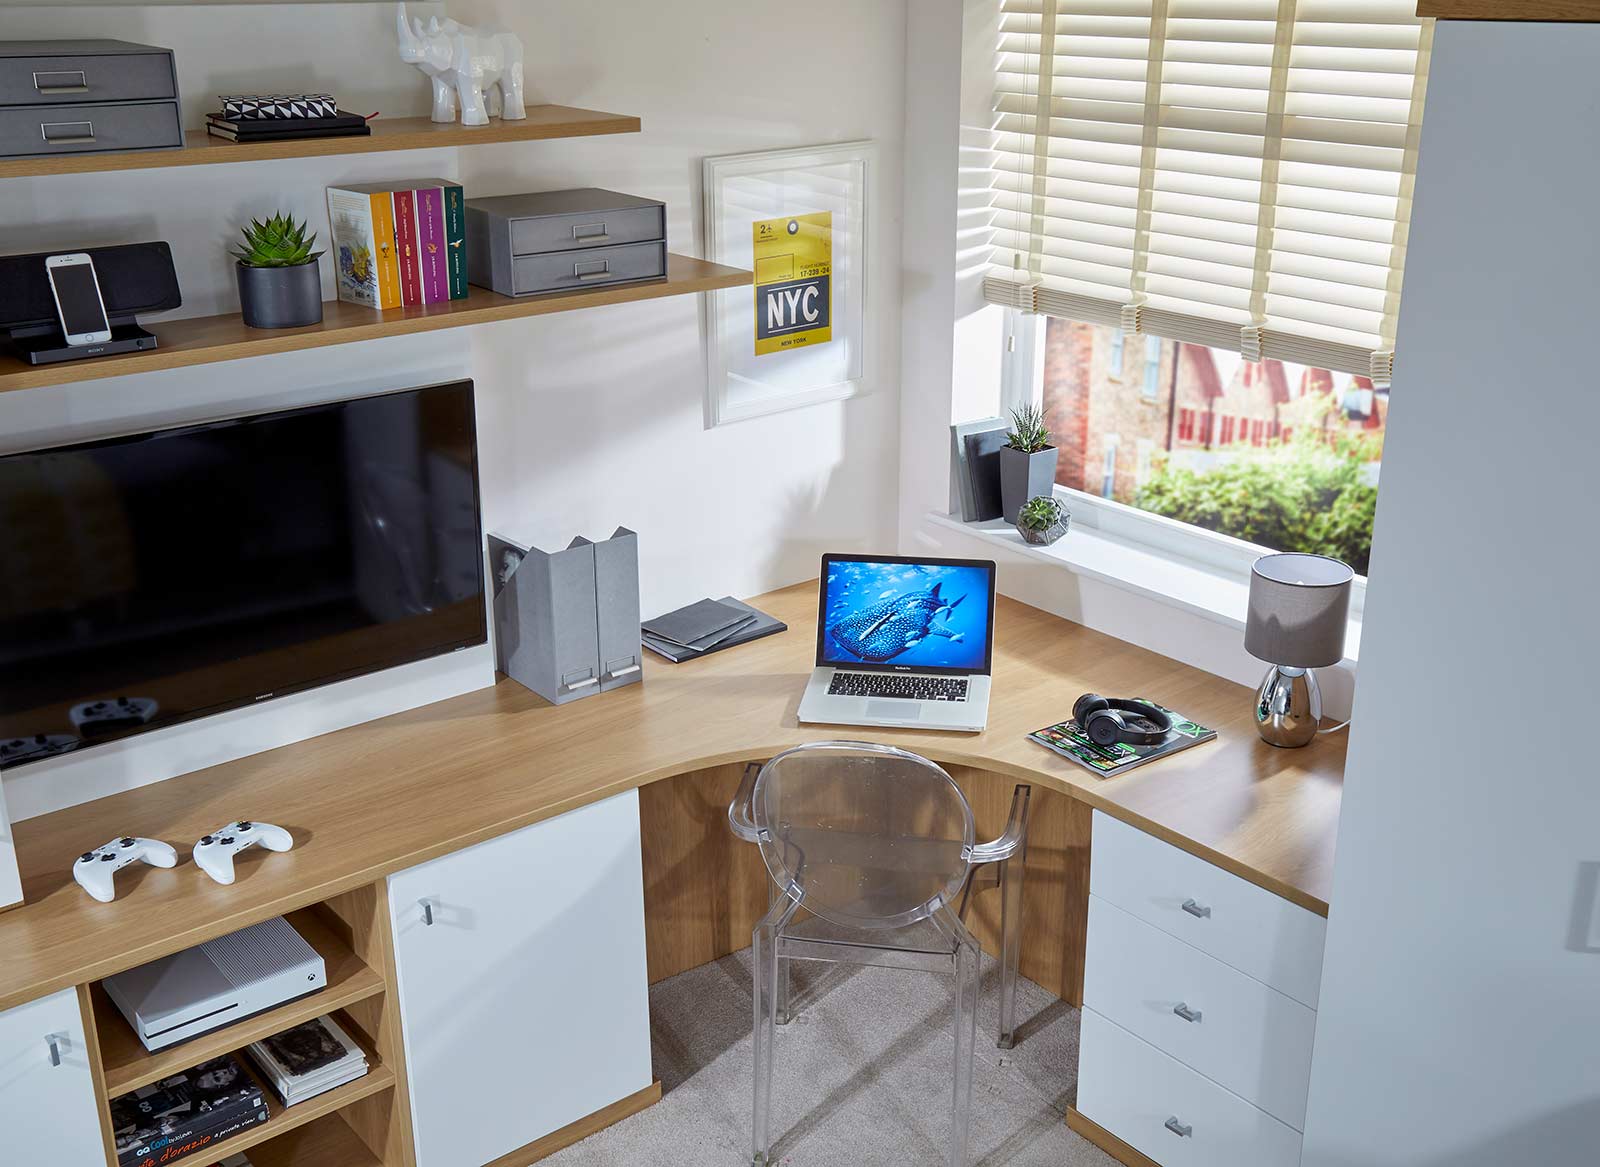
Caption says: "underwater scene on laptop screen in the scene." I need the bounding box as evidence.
[821,560,992,671]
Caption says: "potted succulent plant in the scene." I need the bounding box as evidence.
[232,212,325,329]
[1016,494,1070,546]
[999,403,1059,521]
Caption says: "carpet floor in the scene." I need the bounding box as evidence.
[541,949,1116,1166]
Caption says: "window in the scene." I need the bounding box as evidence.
[1141,335,1162,401]
[1032,318,1386,574]
[1108,328,1125,378]
[986,0,1433,386]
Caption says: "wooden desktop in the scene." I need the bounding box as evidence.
[0,581,1343,1167]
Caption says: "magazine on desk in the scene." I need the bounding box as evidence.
[1028,701,1215,776]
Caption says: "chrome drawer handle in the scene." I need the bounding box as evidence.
[33,70,88,94]
[1181,898,1211,919]
[420,899,436,926]
[574,260,612,282]
[563,675,600,691]
[1165,1116,1193,1138]
[571,222,611,244]
[41,121,94,144]
[1173,1002,1202,1023]
[46,1035,63,1066]
[604,664,641,679]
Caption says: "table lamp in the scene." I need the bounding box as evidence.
[1244,553,1353,748]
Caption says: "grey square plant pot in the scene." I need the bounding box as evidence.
[236,259,324,329]
[999,445,1059,523]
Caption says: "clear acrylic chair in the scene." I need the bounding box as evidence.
[728,741,1030,1167]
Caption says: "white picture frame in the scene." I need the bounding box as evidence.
[701,140,875,427]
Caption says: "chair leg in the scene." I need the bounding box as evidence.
[769,879,792,1025]
[996,852,1026,1049]
[949,926,981,1167]
[752,893,799,1167]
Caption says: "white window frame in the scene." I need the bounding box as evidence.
[998,316,1368,619]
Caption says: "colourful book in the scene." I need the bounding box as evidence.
[324,186,382,309]
[1027,702,1216,777]
[370,192,401,309]
[415,186,447,304]
[440,183,467,299]
[392,189,422,307]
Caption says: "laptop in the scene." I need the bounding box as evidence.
[797,553,996,732]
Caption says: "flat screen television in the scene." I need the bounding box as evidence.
[0,380,486,768]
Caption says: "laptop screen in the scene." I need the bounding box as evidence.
[817,555,996,674]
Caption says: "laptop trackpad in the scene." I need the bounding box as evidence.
[866,699,923,721]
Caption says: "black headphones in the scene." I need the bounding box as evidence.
[1073,694,1174,748]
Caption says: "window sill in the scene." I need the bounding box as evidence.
[925,510,1362,666]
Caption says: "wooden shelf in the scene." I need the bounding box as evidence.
[95,906,386,1097]
[0,254,751,393]
[0,107,639,181]
[204,1065,395,1167]
[225,1113,382,1167]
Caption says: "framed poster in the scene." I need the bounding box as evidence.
[702,141,874,426]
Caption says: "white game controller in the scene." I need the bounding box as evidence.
[1,734,78,765]
[70,697,159,739]
[193,821,294,885]
[72,837,179,903]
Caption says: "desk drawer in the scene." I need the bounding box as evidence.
[510,240,666,295]
[1084,894,1316,1130]
[0,100,181,159]
[1090,811,1326,1007]
[0,51,177,106]
[1077,1008,1302,1167]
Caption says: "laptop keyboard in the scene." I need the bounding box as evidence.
[828,673,970,701]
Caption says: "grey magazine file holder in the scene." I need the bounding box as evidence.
[488,527,640,706]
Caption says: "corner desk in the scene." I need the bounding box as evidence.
[0,581,1344,1167]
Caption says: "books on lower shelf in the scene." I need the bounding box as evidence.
[326,180,468,311]
[1028,701,1217,776]
[246,1014,370,1106]
[110,1053,268,1167]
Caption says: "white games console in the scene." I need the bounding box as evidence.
[103,916,327,1052]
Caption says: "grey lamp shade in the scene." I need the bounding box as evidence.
[1244,553,1354,668]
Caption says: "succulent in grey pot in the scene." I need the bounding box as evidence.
[999,403,1059,520]
[1016,494,1070,546]
[232,212,325,329]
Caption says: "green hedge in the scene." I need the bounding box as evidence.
[1136,421,1378,574]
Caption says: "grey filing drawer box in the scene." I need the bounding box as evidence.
[465,189,668,297]
[2,101,183,156]
[0,40,181,160]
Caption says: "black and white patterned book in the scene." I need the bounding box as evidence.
[219,93,338,120]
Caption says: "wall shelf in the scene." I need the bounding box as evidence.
[0,254,752,393]
[0,107,640,181]
[94,906,386,1097]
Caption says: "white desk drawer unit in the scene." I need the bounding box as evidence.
[1089,811,1326,1008]
[1078,1009,1304,1167]
[1084,894,1316,1129]
[1079,811,1328,1165]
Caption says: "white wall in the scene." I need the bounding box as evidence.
[0,1,906,818]
[1299,22,1600,1167]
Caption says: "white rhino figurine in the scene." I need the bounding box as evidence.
[396,2,526,126]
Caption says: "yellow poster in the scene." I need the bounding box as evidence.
[752,211,832,356]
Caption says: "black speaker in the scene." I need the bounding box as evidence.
[0,242,182,335]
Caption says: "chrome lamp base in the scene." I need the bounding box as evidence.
[1254,664,1322,748]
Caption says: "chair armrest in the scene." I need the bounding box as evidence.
[728,761,764,842]
[969,783,1031,865]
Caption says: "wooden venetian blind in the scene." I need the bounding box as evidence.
[987,0,1432,383]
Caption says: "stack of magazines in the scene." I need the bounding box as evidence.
[110,1054,266,1167]
[245,1015,368,1106]
[206,93,371,143]
[642,596,787,663]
